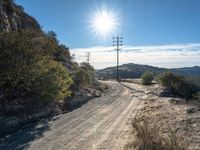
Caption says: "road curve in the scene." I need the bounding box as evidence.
[0,81,143,150]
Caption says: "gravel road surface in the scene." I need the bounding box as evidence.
[0,81,144,150]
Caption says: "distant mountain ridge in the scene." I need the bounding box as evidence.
[172,66,200,77]
[96,63,200,80]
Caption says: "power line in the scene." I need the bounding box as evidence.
[113,36,123,82]
[73,52,91,64]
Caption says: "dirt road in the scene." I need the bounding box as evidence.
[0,81,145,150]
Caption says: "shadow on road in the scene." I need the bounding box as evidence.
[0,119,51,150]
[119,82,145,93]
[120,82,163,97]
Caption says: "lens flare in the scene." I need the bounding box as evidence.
[90,9,118,38]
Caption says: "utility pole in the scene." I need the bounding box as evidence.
[86,52,91,64]
[113,36,123,82]
[72,52,90,64]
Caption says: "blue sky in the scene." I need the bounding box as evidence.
[16,0,200,68]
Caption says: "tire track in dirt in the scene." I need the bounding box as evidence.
[0,81,144,150]
[27,82,127,150]
[1,83,122,150]
[46,89,125,150]
[61,87,131,150]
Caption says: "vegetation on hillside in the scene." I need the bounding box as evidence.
[0,0,101,118]
[0,30,73,108]
[159,72,199,99]
[141,71,154,85]
[73,62,95,88]
[0,0,103,135]
[97,63,200,85]
[125,117,188,150]
[0,29,99,117]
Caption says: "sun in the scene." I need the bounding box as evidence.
[90,9,118,38]
[92,11,115,34]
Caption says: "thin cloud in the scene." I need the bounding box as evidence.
[71,43,200,69]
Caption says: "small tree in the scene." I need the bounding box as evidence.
[159,72,178,87]
[141,71,154,85]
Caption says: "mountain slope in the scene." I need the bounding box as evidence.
[97,63,200,80]
[97,63,165,79]
[171,66,200,77]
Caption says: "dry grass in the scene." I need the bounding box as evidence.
[125,117,189,150]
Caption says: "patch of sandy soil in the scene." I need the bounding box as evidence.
[124,82,200,150]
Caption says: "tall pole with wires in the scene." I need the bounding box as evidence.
[86,52,91,64]
[113,36,123,82]
[73,52,91,64]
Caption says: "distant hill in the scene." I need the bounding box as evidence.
[96,63,200,84]
[171,66,200,77]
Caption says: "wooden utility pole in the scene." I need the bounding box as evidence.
[113,36,123,82]
[86,52,90,64]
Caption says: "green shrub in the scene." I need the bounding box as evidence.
[31,60,73,104]
[159,72,178,87]
[80,62,95,72]
[159,72,198,98]
[80,62,96,83]
[74,68,92,87]
[0,30,73,105]
[72,62,96,88]
[141,71,154,85]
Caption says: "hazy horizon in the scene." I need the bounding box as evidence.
[72,43,200,69]
[94,63,200,70]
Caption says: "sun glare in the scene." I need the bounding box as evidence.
[90,9,118,38]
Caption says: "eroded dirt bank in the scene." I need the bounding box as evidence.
[125,82,200,150]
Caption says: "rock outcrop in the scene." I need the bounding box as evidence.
[0,0,41,32]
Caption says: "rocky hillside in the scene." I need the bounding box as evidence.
[0,0,107,136]
[0,0,41,32]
